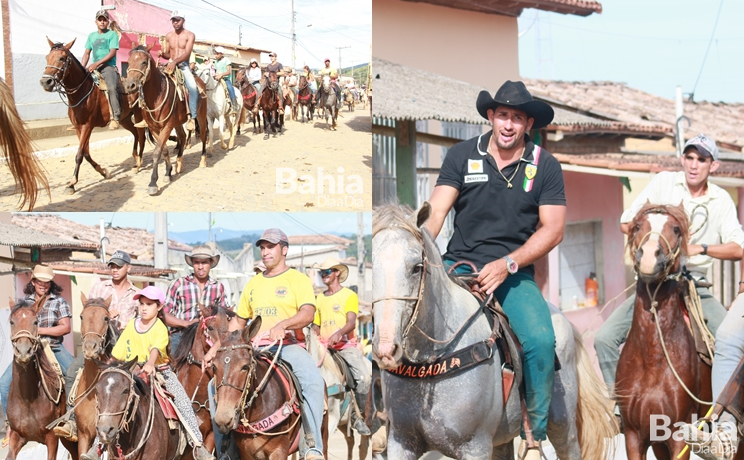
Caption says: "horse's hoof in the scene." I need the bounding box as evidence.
[200,158,207,168]
[163,176,170,184]
[264,135,269,140]
[64,186,75,195]
[147,186,158,196]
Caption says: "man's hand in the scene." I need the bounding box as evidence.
[268,324,286,341]
[86,63,98,73]
[201,349,216,374]
[687,244,704,256]
[476,258,509,295]
[142,362,155,377]
[165,61,176,74]
[328,331,343,346]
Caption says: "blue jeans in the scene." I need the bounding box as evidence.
[712,293,744,402]
[170,330,183,355]
[1,343,74,418]
[223,77,236,102]
[208,343,325,456]
[179,63,198,119]
[594,284,726,389]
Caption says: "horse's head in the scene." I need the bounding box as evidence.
[40,37,76,92]
[212,316,262,434]
[299,75,308,88]
[628,202,689,283]
[198,303,234,353]
[267,71,279,90]
[9,296,44,365]
[372,202,437,369]
[80,293,113,359]
[124,44,155,94]
[322,75,331,91]
[94,359,141,444]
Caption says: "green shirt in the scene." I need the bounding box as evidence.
[215,57,231,76]
[85,29,119,67]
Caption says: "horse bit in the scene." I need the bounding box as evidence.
[42,47,95,108]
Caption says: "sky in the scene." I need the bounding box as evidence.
[32,212,372,236]
[144,0,371,70]
[517,0,744,103]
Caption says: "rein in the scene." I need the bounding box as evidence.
[43,49,95,108]
[81,303,112,352]
[129,50,177,124]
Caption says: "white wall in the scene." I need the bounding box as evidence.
[9,0,99,119]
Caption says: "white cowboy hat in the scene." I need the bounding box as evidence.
[313,257,349,283]
[185,245,220,268]
[31,265,55,282]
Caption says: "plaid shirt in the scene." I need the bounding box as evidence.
[164,274,228,331]
[88,279,140,331]
[24,293,72,345]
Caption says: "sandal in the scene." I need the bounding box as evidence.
[2,434,9,449]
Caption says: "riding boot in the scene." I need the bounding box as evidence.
[108,119,120,130]
[134,119,147,128]
[517,439,545,460]
[350,412,371,436]
[186,118,195,131]
[681,422,737,460]
[193,444,216,460]
[52,416,78,442]
[80,443,101,460]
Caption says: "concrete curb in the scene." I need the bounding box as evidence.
[33,135,135,160]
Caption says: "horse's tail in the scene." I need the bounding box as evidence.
[0,78,50,211]
[573,326,619,460]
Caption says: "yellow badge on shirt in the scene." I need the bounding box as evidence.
[525,164,537,180]
[468,160,483,174]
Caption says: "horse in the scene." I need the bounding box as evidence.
[92,359,184,460]
[258,71,284,139]
[172,304,235,456]
[0,77,50,211]
[122,43,208,196]
[296,76,315,123]
[40,38,148,195]
[343,88,355,112]
[371,202,618,460]
[194,64,238,152]
[282,81,297,122]
[212,317,329,460]
[234,68,261,135]
[6,296,78,460]
[616,202,712,460]
[306,328,370,460]
[317,76,338,131]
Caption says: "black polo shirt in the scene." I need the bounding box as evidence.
[436,131,566,275]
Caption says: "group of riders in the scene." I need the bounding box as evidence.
[2,228,373,460]
[409,79,744,459]
[85,8,356,133]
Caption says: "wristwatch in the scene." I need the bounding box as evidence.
[503,256,518,275]
[701,244,708,256]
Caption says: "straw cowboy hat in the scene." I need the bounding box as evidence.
[31,265,55,282]
[313,257,349,283]
[475,80,554,130]
[185,245,220,268]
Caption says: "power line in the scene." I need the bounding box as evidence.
[197,0,291,39]
[690,0,725,100]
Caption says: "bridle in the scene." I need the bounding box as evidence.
[214,343,257,426]
[42,46,95,108]
[128,49,176,124]
[81,301,113,356]
[630,206,683,284]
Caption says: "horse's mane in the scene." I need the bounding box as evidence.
[103,359,150,395]
[171,306,235,371]
[372,204,422,243]
[627,202,690,257]
[10,298,35,315]
[132,45,149,53]
[82,296,121,353]
[0,78,50,211]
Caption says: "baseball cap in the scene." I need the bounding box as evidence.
[269,52,277,57]
[95,9,109,20]
[170,10,185,20]
[684,134,719,161]
[214,46,226,54]
[255,228,289,247]
[134,286,165,304]
[324,58,330,62]
[108,250,131,266]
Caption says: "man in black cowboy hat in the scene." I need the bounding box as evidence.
[164,244,228,352]
[425,80,565,459]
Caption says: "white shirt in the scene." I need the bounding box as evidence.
[621,171,744,275]
[248,66,262,82]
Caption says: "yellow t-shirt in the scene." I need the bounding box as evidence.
[313,287,358,345]
[319,67,338,79]
[112,318,170,366]
[236,268,315,342]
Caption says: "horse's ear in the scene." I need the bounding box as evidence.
[104,295,112,309]
[80,292,88,305]
[416,202,432,229]
[46,37,55,49]
[146,42,154,52]
[125,357,139,373]
[8,297,15,308]
[64,38,76,50]
[242,316,262,344]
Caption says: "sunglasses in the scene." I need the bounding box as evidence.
[320,269,336,277]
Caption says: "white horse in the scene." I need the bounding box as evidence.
[194,64,237,152]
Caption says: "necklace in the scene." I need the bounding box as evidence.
[487,142,526,189]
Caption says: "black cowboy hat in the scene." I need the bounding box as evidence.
[476,80,554,129]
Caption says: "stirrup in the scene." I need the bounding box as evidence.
[518,439,548,460]
[304,447,324,460]
[681,423,736,460]
[133,119,147,128]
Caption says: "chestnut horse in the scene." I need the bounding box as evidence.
[296,76,315,123]
[6,296,78,460]
[40,38,148,195]
[71,294,120,458]
[212,317,329,460]
[234,68,261,135]
[617,202,712,460]
[123,44,208,196]
[92,359,183,460]
[0,77,50,210]
[172,304,235,456]
[259,71,284,139]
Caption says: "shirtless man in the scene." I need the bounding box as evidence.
[157,11,198,131]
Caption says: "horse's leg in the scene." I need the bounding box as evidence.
[358,434,370,460]
[263,108,270,140]
[44,431,60,460]
[491,442,514,460]
[625,430,650,460]
[219,112,228,150]
[6,430,27,460]
[66,124,95,194]
[387,427,422,460]
[148,129,169,195]
[227,110,236,150]
[344,430,355,460]
[121,113,144,173]
[652,443,673,460]
[207,113,215,155]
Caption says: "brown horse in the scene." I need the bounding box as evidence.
[6,296,78,460]
[123,44,208,196]
[259,71,284,139]
[234,68,261,135]
[71,294,120,458]
[92,359,183,460]
[296,76,315,123]
[0,77,50,210]
[172,304,234,457]
[617,202,712,460]
[212,317,329,460]
[40,38,148,195]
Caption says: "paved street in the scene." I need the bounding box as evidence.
[0,110,371,212]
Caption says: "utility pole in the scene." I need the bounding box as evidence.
[154,212,168,269]
[239,25,242,46]
[208,212,213,243]
[291,0,296,69]
[357,213,366,302]
[336,46,350,76]
[676,86,684,157]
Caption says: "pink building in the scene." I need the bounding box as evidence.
[105,0,172,74]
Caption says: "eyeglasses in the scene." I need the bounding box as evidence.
[320,269,336,277]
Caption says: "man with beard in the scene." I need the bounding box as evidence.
[425,80,565,460]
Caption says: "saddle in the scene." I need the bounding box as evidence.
[39,340,64,405]
[91,70,124,121]
[681,275,716,367]
[160,66,206,117]
[328,348,356,391]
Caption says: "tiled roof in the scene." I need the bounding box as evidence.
[11,214,192,261]
[45,261,175,278]
[402,0,602,17]
[372,58,670,136]
[555,153,744,178]
[523,79,744,151]
[0,221,97,250]
[288,234,354,246]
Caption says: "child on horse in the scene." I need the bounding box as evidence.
[81,286,214,460]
